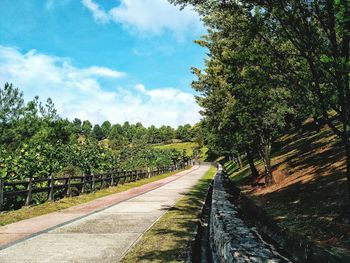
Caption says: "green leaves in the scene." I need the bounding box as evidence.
[0,82,192,190]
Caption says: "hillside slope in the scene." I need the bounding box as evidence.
[154,142,208,161]
[228,121,350,253]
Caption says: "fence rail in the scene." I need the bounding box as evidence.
[0,162,191,211]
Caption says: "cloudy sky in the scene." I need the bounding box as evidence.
[0,0,206,127]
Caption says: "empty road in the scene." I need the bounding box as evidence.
[0,165,210,263]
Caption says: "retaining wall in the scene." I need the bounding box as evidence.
[209,169,288,262]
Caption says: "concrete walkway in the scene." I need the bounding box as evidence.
[0,165,210,263]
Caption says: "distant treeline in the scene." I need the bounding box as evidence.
[77,119,194,146]
[0,83,194,189]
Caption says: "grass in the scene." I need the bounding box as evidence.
[154,142,208,161]
[121,166,217,263]
[226,119,350,253]
[224,160,254,184]
[0,167,191,227]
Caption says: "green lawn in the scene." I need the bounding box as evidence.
[0,167,190,227]
[121,166,216,263]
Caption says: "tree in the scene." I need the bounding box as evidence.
[92,124,104,140]
[0,83,26,148]
[242,0,350,210]
[147,125,161,144]
[0,83,24,125]
[170,0,350,219]
[159,125,175,142]
[101,120,111,138]
[176,124,193,141]
[72,118,82,135]
[191,2,296,182]
[82,120,92,137]
[131,122,147,142]
[40,98,58,121]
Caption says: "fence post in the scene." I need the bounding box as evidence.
[123,171,126,183]
[25,177,33,206]
[66,174,72,197]
[0,179,4,210]
[81,173,86,194]
[92,173,95,191]
[115,171,120,186]
[110,171,114,187]
[120,171,124,185]
[101,174,105,189]
[48,174,54,201]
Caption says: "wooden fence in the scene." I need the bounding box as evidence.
[0,162,190,211]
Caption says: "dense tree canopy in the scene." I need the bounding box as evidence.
[169,0,350,218]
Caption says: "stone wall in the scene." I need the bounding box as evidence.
[239,193,350,263]
[208,167,350,263]
[209,168,289,263]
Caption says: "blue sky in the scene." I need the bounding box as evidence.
[0,0,206,127]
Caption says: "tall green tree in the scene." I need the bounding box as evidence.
[170,0,350,218]
[81,120,92,137]
[101,120,111,138]
[192,2,296,182]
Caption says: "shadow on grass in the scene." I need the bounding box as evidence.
[122,170,215,263]
[249,123,350,250]
[258,170,350,249]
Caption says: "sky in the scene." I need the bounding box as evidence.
[0,0,207,127]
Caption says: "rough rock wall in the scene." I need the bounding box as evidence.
[209,170,289,263]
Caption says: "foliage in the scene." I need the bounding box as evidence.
[169,0,350,218]
[0,83,194,209]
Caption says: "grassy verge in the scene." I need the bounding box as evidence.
[121,166,217,263]
[0,167,191,227]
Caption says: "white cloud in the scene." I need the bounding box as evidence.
[81,0,110,23]
[81,0,204,39]
[83,66,126,78]
[45,0,72,10]
[0,46,200,127]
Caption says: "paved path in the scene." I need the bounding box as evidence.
[0,165,210,263]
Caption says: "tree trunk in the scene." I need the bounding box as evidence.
[341,142,350,223]
[237,154,243,170]
[245,147,259,178]
[313,116,321,133]
[262,143,273,185]
[260,135,273,185]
